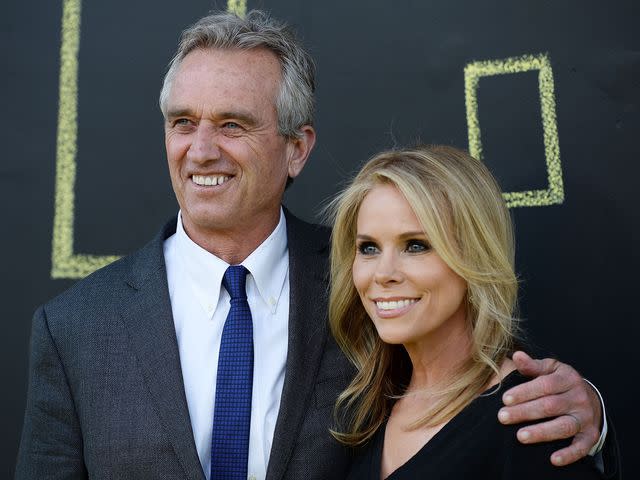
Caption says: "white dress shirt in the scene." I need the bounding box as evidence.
[164,210,289,480]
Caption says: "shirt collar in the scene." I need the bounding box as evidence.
[174,210,289,316]
[242,209,289,314]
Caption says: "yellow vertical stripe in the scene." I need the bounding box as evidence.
[227,0,247,17]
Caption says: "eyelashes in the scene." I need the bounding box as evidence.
[356,239,431,255]
[405,239,431,253]
[356,241,379,255]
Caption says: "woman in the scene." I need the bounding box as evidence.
[328,145,600,478]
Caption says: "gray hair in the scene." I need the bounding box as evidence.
[159,10,315,139]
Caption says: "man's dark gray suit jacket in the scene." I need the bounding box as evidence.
[16,213,354,479]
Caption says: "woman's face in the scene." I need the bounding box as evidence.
[352,184,468,351]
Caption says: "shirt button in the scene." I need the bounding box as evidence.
[249,476,257,480]
[269,297,276,305]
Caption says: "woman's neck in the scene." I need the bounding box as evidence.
[403,312,472,393]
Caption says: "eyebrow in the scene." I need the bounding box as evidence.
[356,230,428,242]
[356,231,426,240]
[165,107,259,127]
[400,231,428,238]
[165,108,193,120]
[215,110,259,127]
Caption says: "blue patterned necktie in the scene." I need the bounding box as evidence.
[211,265,253,480]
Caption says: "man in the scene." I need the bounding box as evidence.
[16,10,616,480]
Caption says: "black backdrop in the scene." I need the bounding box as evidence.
[2,0,638,477]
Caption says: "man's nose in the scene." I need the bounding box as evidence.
[374,251,403,285]
[188,123,221,163]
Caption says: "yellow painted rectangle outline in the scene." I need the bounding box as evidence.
[51,0,246,279]
[227,0,247,16]
[464,53,565,208]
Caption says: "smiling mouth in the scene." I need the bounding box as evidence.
[192,174,231,186]
[375,299,418,311]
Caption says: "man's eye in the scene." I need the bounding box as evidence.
[405,240,430,253]
[222,122,240,129]
[357,242,379,255]
[173,118,193,127]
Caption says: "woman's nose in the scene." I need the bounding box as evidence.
[374,252,403,285]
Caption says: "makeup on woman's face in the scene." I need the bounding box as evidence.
[352,184,468,350]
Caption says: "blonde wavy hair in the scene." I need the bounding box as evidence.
[327,145,520,446]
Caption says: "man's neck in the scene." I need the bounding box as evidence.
[181,211,282,265]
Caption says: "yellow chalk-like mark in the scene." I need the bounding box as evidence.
[51,0,251,279]
[227,0,247,17]
[52,0,121,279]
[464,53,565,208]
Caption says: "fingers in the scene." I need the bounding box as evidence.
[511,414,580,443]
[497,388,602,465]
[549,431,600,466]
[501,412,599,465]
[512,350,559,377]
[499,353,603,465]
[499,392,574,425]
[503,360,581,406]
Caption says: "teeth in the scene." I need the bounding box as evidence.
[376,299,417,310]
[193,175,230,186]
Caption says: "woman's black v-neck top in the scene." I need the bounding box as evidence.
[346,371,602,479]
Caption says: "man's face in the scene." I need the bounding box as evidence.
[164,48,313,244]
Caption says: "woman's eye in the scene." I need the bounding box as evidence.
[357,242,379,255]
[406,240,430,253]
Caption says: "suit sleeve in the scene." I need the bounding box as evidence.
[15,306,87,479]
[599,413,621,480]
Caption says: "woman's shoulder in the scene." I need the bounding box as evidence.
[481,367,602,479]
[500,426,602,479]
[476,362,523,410]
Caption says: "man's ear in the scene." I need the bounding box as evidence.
[287,125,316,179]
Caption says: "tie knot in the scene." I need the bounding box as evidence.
[222,265,249,300]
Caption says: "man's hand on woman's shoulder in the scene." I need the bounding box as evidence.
[497,351,602,467]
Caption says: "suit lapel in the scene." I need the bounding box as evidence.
[266,212,332,480]
[120,220,205,480]
[118,214,331,480]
